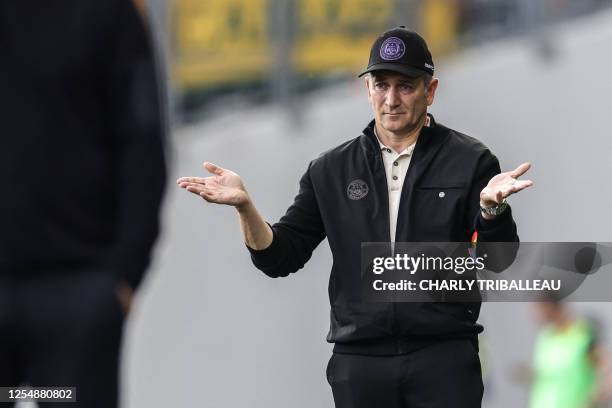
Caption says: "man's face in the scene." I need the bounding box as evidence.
[366,71,438,135]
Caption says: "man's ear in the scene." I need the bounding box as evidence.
[426,78,439,106]
[365,76,373,104]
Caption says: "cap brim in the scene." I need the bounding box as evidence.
[358,63,428,78]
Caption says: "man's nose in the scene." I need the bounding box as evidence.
[385,88,400,107]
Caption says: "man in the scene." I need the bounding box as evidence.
[178,27,532,407]
[0,1,166,407]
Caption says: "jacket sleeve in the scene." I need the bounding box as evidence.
[247,162,326,277]
[467,150,518,243]
[102,0,167,289]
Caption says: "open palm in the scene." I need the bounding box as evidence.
[177,162,250,208]
[480,162,533,207]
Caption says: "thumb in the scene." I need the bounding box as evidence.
[203,161,224,176]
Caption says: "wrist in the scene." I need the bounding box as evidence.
[480,199,508,218]
[236,197,254,215]
[480,211,497,220]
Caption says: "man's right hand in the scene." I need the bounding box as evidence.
[178,161,273,250]
[177,162,250,210]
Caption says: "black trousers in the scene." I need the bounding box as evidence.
[327,339,483,408]
[0,270,125,408]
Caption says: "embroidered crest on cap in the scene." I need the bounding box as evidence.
[347,179,369,200]
[380,37,406,61]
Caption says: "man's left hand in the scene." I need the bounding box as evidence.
[480,162,533,210]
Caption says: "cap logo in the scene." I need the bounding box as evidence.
[347,179,369,200]
[380,37,406,61]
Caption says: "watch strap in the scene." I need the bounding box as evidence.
[480,199,508,216]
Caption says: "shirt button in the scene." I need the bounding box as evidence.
[392,175,398,181]
[393,161,399,166]
[386,148,392,153]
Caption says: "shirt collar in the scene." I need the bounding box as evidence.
[374,115,430,155]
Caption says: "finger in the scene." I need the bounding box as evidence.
[184,183,215,196]
[510,179,534,193]
[177,176,208,185]
[180,178,220,191]
[499,179,534,199]
[178,180,202,189]
[199,190,217,203]
[500,186,514,199]
[185,184,205,195]
[203,161,224,176]
[178,181,225,205]
[510,162,531,178]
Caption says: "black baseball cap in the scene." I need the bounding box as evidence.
[359,26,434,78]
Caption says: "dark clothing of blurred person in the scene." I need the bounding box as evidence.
[0,1,166,407]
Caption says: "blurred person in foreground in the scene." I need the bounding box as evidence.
[518,299,611,408]
[0,1,166,407]
[178,27,532,407]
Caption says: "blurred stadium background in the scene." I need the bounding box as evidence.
[112,1,612,407]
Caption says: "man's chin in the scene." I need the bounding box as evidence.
[382,121,408,133]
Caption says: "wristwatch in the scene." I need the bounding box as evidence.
[480,199,508,216]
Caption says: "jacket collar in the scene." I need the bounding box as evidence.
[362,113,439,155]
[361,113,449,183]
[363,113,438,147]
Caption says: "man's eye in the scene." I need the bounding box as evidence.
[399,84,414,92]
[374,83,387,90]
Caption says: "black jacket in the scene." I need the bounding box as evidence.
[0,0,166,288]
[249,116,517,355]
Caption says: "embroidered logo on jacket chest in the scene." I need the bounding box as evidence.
[347,179,369,200]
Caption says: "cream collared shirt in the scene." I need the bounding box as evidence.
[374,117,429,242]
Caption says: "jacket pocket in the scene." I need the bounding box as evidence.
[412,186,466,239]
